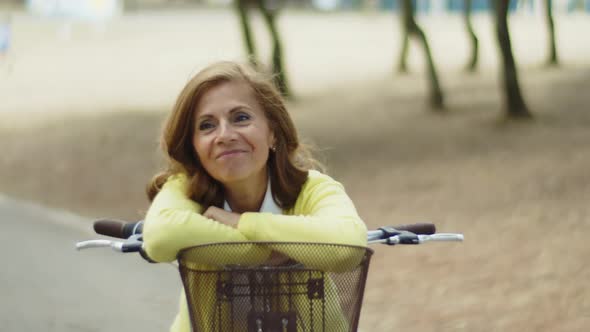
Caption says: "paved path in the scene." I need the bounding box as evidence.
[0,195,179,331]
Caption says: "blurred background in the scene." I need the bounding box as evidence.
[1,0,589,331]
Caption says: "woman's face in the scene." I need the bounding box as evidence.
[192,80,275,186]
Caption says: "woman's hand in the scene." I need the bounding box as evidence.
[203,206,241,228]
[265,250,291,266]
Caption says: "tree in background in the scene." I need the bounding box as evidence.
[544,0,558,66]
[235,0,291,97]
[493,0,531,118]
[235,0,258,65]
[396,0,444,109]
[464,0,479,71]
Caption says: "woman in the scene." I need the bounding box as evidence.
[142,61,367,332]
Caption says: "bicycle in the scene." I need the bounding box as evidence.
[76,219,463,332]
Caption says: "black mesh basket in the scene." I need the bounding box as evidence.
[177,242,373,332]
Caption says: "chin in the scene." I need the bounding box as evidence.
[217,174,248,185]
[213,164,266,185]
[215,169,253,184]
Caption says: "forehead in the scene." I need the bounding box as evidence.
[196,80,261,117]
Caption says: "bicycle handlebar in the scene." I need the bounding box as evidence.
[93,219,437,240]
[366,223,436,241]
[93,219,144,239]
[80,219,462,255]
[75,234,143,252]
[373,233,464,245]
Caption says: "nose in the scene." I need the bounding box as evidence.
[215,120,237,144]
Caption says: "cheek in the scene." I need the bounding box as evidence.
[255,136,271,163]
[258,125,274,148]
[192,136,209,161]
[253,131,272,153]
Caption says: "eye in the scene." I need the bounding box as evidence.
[198,121,214,131]
[234,112,251,123]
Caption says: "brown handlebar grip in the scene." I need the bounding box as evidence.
[392,223,436,235]
[93,219,130,239]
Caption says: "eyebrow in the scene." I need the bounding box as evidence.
[196,106,251,121]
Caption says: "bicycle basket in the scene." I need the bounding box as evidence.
[177,242,373,332]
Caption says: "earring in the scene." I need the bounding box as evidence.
[270,145,276,152]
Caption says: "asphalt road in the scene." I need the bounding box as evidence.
[0,195,179,332]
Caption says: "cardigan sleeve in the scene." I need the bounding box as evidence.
[237,171,368,271]
[142,174,270,264]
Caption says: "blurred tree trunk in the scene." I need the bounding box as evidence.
[397,0,444,109]
[493,0,531,118]
[397,15,409,73]
[235,0,258,66]
[464,0,479,71]
[544,0,558,66]
[256,0,291,97]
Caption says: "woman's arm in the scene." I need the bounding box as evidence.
[237,171,368,271]
[142,174,270,264]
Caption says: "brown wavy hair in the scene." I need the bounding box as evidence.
[147,61,320,210]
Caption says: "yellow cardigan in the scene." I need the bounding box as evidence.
[143,170,367,332]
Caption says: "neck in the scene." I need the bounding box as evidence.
[224,170,268,213]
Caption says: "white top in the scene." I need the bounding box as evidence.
[223,179,282,214]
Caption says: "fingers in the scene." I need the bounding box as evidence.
[266,251,291,265]
[203,206,240,228]
[203,206,222,221]
[202,206,215,220]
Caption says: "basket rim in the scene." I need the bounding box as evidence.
[177,241,374,257]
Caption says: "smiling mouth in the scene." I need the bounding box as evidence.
[217,150,246,159]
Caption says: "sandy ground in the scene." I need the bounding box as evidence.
[1,8,590,119]
[1,7,590,332]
